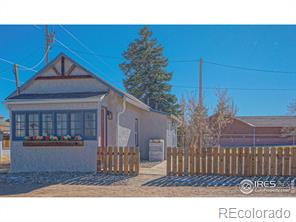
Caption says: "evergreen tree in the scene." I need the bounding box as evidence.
[120,26,179,115]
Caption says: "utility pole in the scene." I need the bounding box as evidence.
[199,58,203,108]
[45,25,55,64]
[13,64,20,95]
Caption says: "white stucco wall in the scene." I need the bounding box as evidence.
[10,141,97,172]
[102,93,174,160]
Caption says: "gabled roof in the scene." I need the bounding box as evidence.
[5,53,176,118]
[236,116,296,127]
[6,53,149,107]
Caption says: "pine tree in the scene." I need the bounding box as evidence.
[120,26,179,115]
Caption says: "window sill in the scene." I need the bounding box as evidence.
[23,140,84,147]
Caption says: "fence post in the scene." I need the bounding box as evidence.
[178,148,184,176]
[292,148,296,176]
[97,148,101,172]
[108,146,113,173]
[237,148,243,176]
[231,148,237,176]
[257,148,263,176]
[172,148,177,176]
[263,147,270,175]
[124,146,129,175]
[184,148,188,175]
[103,147,107,173]
[129,147,135,175]
[277,147,283,176]
[270,148,277,176]
[219,147,225,175]
[189,148,195,176]
[167,147,172,175]
[283,147,290,176]
[225,148,230,176]
[207,147,213,174]
[135,146,140,175]
[119,147,123,174]
[114,146,118,174]
[213,148,219,174]
[195,147,201,174]
[244,148,250,176]
[201,148,207,174]
[251,148,256,175]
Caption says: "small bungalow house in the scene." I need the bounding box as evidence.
[5,53,178,172]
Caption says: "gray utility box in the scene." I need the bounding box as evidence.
[149,139,164,161]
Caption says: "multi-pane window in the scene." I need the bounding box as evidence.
[56,113,68,136]
[135,118,139,146]
[13,110,97,140]
[70,112,82,136]
[28,113,39,136]
[84,111,96,137]
[42,113,53,136]
[15,113,26,138]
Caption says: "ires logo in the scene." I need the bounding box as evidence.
[239,179,277,194]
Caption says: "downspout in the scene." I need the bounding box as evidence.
[117,96,126,146]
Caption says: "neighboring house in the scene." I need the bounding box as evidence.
[5,53,179,172]
[0,115,10,134]
[221,116,296,147]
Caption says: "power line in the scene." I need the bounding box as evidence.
[59,25,119,74]
[203,60,296,74]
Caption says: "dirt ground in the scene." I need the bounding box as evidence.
[1,161,296,197]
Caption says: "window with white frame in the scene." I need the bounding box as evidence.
[70,112,82,136]
[56,113,68,136]
[84,111,96,137]
[42,113,54,136]
[28,113,39,136]
[15,113,26,138]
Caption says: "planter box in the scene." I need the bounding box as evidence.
[23,140,84,147]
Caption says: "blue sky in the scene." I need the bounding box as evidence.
[1,25,296,119]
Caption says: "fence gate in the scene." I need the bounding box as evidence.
[167,146,296,176]
[97,146,140,175]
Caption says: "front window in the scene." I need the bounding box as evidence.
[42,113,53,136]
[28,113,39,136]
[13,110,97,140]
[84,111,96,137]
[70,112,82,136]
[56,113,68,136]
[15,113,26,138]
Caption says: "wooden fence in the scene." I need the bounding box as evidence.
[97,146,140,175]
[167,146,296,176]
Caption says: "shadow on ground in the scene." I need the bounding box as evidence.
[0,173,131,195]
[143,175,296,187]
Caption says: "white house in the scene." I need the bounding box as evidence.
[5,53,179,172]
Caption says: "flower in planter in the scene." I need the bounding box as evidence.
[74,135,83,141]
[45,136,50,141]
[53,136,58,141]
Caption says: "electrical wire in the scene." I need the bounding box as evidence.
[59,25,119,73]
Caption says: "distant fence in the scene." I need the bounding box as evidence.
[167,147,296,176]
[97,146,140,175]
[3,139,10,149]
